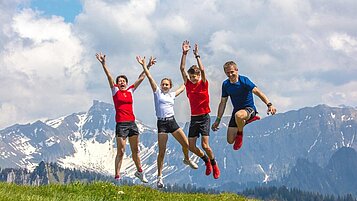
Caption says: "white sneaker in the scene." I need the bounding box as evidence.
[134,171,148,183]
[157,176,164,188]
[183,159,198,169]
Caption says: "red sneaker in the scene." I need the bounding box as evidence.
[205,161,212,175]
[233,132,243,150]
[114,175,120,180]
[212,164,220,179]
[246,115,260,125]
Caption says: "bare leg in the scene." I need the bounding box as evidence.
[235,109,249,132]
[157,133,168,177]
[115,137,126,176]
[201,136,214,159]
[128,135,142,171]
[188,137,205,158]
[172,128,190,160]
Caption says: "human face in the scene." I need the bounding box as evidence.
[224,65,238,82]
[189,73,200,84]
[160,79,171,93]
[117,78,127,90]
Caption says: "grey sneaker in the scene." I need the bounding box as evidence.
[134,171,148,183]
[157,176,164,188]
[183,159,198,169]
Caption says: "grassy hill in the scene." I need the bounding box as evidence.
[0,181,256,201]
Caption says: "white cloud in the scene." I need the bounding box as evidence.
[329,33,357,56]
[0,4,91,128]
[1,0,357,129]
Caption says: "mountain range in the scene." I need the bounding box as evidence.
[1,100,356,195]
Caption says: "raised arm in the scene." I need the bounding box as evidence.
[96,52,115,88]
[132,56,156,91]
[252,87,277,115]
[136,56,158,92]
[175,84,185,97]
[211,97,228,131]
[193,43,206,82]
[180,40,190,84]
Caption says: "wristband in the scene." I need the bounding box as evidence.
[216,117,221,122]
[195,55,200,58]
[267,102,272,107]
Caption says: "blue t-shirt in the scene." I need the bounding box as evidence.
[222,75,257,112]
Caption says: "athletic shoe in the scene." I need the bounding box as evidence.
[157,176,164,188]
[183,159,199,169]
[114,175,121,185]
[205,161,212,175]
[134,171,148,183]
[212,164,220,179]
[245,115,260,125]
[233,132,243,150]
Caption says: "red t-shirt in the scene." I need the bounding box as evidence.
[185,80,211,115]
[112,84,135,122]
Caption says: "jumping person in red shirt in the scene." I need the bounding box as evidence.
[179,41,220,179]
[96,52,156,183]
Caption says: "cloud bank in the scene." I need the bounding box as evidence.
[1,0,357,128]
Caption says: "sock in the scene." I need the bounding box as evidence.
[138,167,143,172]
[237,130,243,135]
[210,159,216,166]
[201,155,209,163]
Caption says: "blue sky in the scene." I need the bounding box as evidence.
[29,0,82,22]
[1,0,357,129]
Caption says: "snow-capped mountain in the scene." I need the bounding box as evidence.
[1,101,357,190]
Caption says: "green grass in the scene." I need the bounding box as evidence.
[0,181,256,201]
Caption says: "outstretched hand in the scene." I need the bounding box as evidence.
[136,56,146,66]
[267,105,277,115]
[182,40,190,54]
[148,56,157,67]
[96,52,106,64]
[193,44,199,56]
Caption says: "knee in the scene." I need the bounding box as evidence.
[117,148,125,157]
[235,111,246,121]
[131,147,139,155]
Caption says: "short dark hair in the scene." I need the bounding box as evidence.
[116,75,128,84]
[187,65,201,75]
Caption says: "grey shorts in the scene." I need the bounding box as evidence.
[228,107,257,127]
[188,114,210,138]
[115,121,139,138]
[157,116,180,134]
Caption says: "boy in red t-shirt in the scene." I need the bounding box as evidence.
[179,41,220,179]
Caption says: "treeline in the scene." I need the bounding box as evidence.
[163,183,219,194]
[242,186,356,201]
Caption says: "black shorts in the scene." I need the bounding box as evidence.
[188,114,210,138]
[115,121,139,138]
[228,107,257,127]
[157,116,180,134]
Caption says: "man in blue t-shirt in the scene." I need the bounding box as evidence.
[211,61,277,151]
